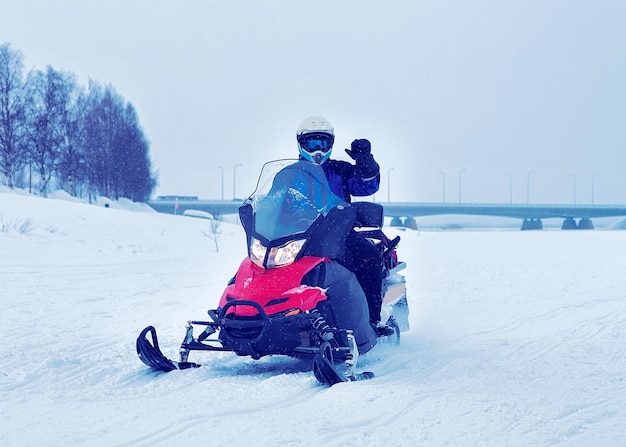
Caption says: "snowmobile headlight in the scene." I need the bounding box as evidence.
[268,239,306,268]
[250,238,268,267]
[249,238,306,269]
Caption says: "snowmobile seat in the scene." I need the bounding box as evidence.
[352,202,384,228]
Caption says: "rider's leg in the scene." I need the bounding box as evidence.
[342,234,384,325]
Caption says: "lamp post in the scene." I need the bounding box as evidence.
[592,173,600,205]
[458,169,466,204]
[569,174,576,205]
[387,167,395,202]
[526,171,535,204]
[218,166,224,201]
[438,171,446,203]
[505,172,512,204]
[233,163,243,200]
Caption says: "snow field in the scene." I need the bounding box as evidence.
[1,190,626,446]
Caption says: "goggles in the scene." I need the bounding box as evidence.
[297,132,334,153]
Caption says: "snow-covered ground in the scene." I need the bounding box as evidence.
[2,188,626,446]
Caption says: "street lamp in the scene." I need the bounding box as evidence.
[458,169,466,204]
[233,163,243,200]
[505,172,512,204]
[218,166,224,201]
[438,171,446,203]
[569,174,576,205]
[592,173,600,205]
[387,168,395,202]
[526,171,535,204]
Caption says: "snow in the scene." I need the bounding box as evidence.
[2,187,626,446]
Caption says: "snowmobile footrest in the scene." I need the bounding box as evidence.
[347,371,376,381]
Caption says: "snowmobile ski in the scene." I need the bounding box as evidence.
[136,326,200,372]
[313,342,375,385]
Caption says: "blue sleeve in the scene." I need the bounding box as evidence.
[324,159,380,200]
[347,173,380,197]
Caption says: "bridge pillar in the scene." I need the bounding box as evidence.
[403,217,418,230]
[577,217,594,230]
[390,217,403,227]
[562,217,577,230]
[521,218,543,231]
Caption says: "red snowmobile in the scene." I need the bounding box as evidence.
[136,159,409,385]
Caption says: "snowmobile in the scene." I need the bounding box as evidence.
[137,159,409,385]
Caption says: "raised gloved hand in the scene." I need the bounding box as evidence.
[345,139,379,178]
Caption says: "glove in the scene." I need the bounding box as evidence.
[345,139,379,178]
[346,138,371,156]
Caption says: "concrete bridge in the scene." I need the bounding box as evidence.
[147,198,626,230]
[381,202,626,230]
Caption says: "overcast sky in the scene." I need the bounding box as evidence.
[2,0,625,204]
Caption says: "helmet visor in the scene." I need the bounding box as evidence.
[297,132,334,154]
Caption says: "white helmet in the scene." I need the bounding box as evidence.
[296,116,335,164]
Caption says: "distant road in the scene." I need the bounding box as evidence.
[147,199,626,220]
[148,199,243,217]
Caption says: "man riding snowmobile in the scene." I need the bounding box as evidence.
[296,115,393,336]
[136,118,409,385]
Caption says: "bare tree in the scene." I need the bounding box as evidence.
[25,66,78,196]
[56,84,86,196]
[81,81,155,201]
[0,43,28,188]
[202,218,222,253]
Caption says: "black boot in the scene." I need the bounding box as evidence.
[372,321,395,337]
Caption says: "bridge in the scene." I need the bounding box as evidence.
[382,202,626,230]
[147,199,626,230]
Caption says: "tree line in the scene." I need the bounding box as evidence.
[0,42,156,202]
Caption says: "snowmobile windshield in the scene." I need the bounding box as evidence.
[248,159,347,241]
